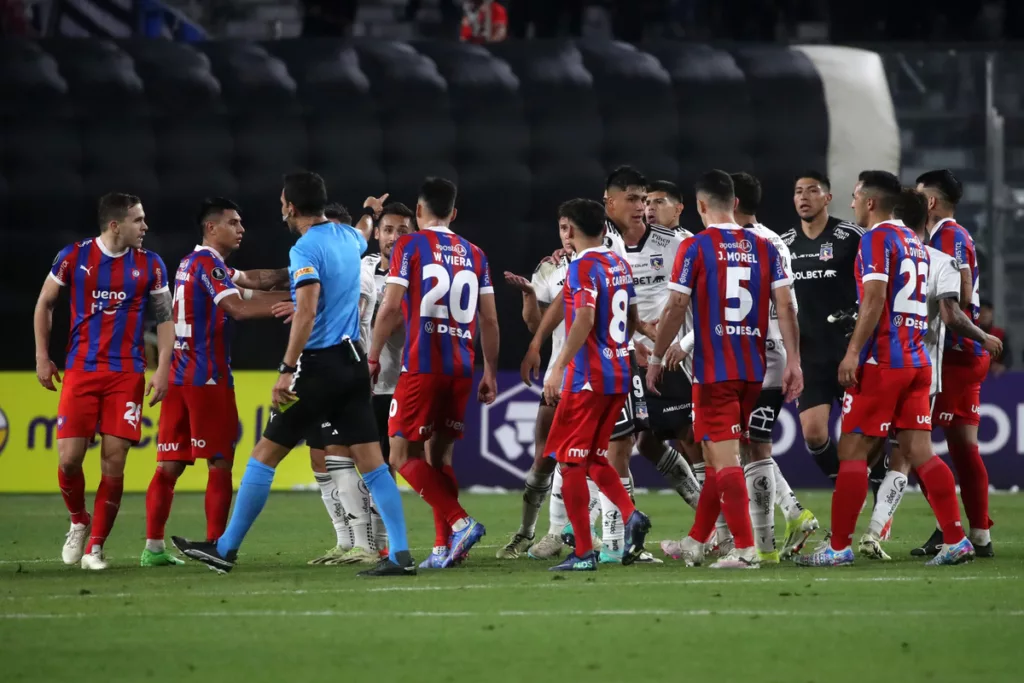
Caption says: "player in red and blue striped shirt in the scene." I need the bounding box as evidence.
[917,169,995,555]
[649,171,802,569]
[34,193,174,570]
[369,178,500,569]
[541,198,651,571]
[143,198,291,567]
[798,171,971,567]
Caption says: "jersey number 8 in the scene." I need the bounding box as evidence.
[609,289,629,343]
[420,263,479,323]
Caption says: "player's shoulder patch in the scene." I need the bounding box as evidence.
[779,228,797,245]
[362,253,382,269]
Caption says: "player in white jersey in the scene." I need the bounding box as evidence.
[307,202,414,565]
[859,189,1002,560]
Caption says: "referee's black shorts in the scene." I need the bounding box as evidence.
[265,343,378,450]
[372,393,393,462]
[796,359,845,413]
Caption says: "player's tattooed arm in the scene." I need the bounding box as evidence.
[838,280,886,388]
[34,276,63,391]
[234,268,289,291]
[147,290,174,406]
[149,289,173,323]
[939,297,1003,358]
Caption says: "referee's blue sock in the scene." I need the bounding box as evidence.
[216,458,275,556]
[363,464,409,561]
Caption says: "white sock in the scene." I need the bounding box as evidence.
[519,469,552,538]
[970,528,991,545]
[868,471,908,536]
[655,445,701,509]
[692,461,707,487]
[145,539,165,553]
[772,460,804,523]
[325,456,371,550]
[370,499,387,553]
[547,468,568,535]
[587,478,601,526]
[744,460,777,554]
[715,513,733,547]
[314,472,352,549]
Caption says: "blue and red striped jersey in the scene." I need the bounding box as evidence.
[49,238,168,373]
[561,247,636,395]
[929,218,984,357]
[669,224,790,384]
[387,226,493,377]
[854,221,931,369]
[170,246,240,387]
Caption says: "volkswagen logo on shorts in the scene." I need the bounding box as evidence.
[715,324,724,336]
[602,347,614,359]
[424,321,435,333]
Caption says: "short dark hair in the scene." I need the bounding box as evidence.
[558,198,605,238]
[605,165,647,192]
[730,172,762,215]
[283,171,328,217]
[98,192,141,232]
[694,169,735,208]
[915,169,963,206]
[892,188,929,232]
[324,202,352,224]
[646,180,682,203]
[858,170,901,213]
[795,170,831,192]
[419,177,457,219]
[196,197,240,239]
[380,201,415,223]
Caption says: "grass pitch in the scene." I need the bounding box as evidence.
[2,490,1023,683]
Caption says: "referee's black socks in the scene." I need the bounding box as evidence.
[808,438,840,482]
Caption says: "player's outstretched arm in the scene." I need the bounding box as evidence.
[368,282,404,381]
[147,290,174,406]
[218,289,292,320]
[838,280,886,388]
[478,293,500,404]
[521,295,565,386]
[544,306,594,404]
[357,193,389,243]
[33,276,62,391]
[646,290,689,394]
[939,298,1003,358]
[234,269,289,291]
[503,271,541,332]
[773,284,804,402]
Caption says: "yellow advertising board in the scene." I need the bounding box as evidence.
[0,371,319,492]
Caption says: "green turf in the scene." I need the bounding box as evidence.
[2,490,1023,683]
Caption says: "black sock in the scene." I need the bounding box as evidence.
[808,438,840,482]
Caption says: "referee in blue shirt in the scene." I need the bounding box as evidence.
[174,172,415,576]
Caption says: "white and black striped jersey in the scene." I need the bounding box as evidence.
[780,216,864,365]
[746,222,796,387]
[924,245,961,396]
[362,253,405,396]
[622,223,691,350]
[358,258,377,355]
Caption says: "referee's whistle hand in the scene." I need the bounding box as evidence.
[271,374,296,410]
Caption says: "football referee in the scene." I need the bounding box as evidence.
[173,172,415,576]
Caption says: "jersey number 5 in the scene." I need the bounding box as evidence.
[725,266,753,321]
[420,263,479,323]
[173,284,191,338]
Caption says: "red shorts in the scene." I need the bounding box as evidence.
[544,391,627,463]
[841,364,932,438]
[692,380,761,443]
[157,383,239,463]
[932,353,989,428]
[389,373,473,442]
[57,370,146,442]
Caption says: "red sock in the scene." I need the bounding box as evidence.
[431,464,458,546]
[86,475,124,553]
[58,468,90,525]
[948,442,991,530]
[717,466,754,549]
[399,458,468,530]
[831,460,868,551]
[688,469,720,542]
[205,467,233,541]
[560,465,593,556]
[916,469,930,502]
[918,456,966,544]
[586,455,635,520]
[145,468,177,541]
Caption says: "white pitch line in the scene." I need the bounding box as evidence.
[3,573,1019,603]
[2,608,1023,621]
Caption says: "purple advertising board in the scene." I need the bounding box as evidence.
[453,370,1024,489]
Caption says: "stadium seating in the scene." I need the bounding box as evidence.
[0,38,830,370]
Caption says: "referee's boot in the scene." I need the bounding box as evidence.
[172,536,236,574]
[357,550,417,577]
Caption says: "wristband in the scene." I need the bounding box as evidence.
[241,288,253,300]
[362,206,377,218]
[650,355,663,365]
[278,362,297,374]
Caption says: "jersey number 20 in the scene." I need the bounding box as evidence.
[420,264,479,323]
